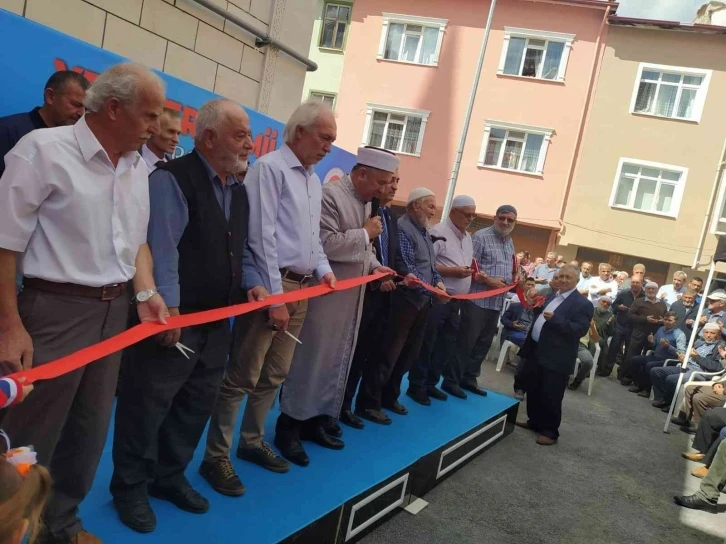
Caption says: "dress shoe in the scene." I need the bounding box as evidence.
[596,370,611,377]
[114,497,157,533]
[680,425,697,435]
[442,382,467,399]
[199,457,246,497]
[637,390,651,398]
[355,408,391,425]
[535,434,557,446]
[673,493,717,512]
[148,481,209,514]
[513,389,525,400]
[515,420,534,431]
[322,418,343,438]
[427,386,448,401]
[274,434,309,466]
[692,466,709,479]
[461,382,487,396]
[568,379,582,391]
[69,531,103,544]
[628,385,643,393]
[340,409,365,429]
[671,413,689,427]
[237,442,290,473]
[661,406,671,413]
[383,400,408,415]
[652,399,669,408]
[300,424,345,450]
[620,378,633,386]
[406,388,431,406]
[682,452,705,462]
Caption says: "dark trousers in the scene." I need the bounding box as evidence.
[631,354,666,390]
[357,292,429,410]
[408,300,461,392]
[705,429,726,468]
[693,407,726,455]
[455,301,500,386]
[1,289,128,540]
[522,349,569,440]
[602,324,631,375]
[343,289,389,413]
[620,329,650,379]
[110,320,230,500]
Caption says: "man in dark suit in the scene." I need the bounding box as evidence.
[515,265,593,445]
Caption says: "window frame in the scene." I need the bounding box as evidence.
[361,103,431,156]
[377,13,448,67]
[477,120,554,176]
[309,90,337,111]
[628,62,712,123]
[497,27,576,83]
[318,1,352,51]
[711,170,726,235]
[608,157,688,219]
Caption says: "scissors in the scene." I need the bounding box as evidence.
[174,342,195,359]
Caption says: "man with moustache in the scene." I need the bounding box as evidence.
[111,99,257,532]
[407,194,476,406]
[598,277,644,377]
[618,263,646,292]
[140,109,182,173]
[576,261,593,296]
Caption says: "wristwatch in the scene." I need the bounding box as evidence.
[133,289,159,303]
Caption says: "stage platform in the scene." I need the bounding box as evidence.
[83,380,519,543]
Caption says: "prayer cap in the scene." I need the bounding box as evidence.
[407,187,435,205]
[707,289,726,301]
[645,281,658,289]
[704,322,721,331]
[357,147,399,173]
[496,204,518,217]
[452,195,476,208]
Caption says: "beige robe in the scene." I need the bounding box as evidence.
[280,175,381,420]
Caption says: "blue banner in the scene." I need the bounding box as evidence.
[0,9,355,181]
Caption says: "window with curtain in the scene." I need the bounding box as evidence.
[383,21,441,65]
[633,68,705,121]
[319,3,351,50]
[502,35,566,80]
[482,127,547,173]
[309,92,336,110]
[367,110,425,154]
[611,161,684,216]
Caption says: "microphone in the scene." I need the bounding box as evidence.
[370,197,380,219]
[430,235,447,244]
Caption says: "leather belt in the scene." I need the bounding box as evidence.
[280,268,313,284]
[23,278,128,301]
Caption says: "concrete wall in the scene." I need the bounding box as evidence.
[0,0,317,121]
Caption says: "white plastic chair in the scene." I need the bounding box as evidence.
[496,340,516,372]
[573,344,601,396]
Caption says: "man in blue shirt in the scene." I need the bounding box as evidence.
[533,251,559,294]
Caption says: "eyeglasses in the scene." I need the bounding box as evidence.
[496,216,516,224]
[455,209,477,219]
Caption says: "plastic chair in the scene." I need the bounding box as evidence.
[496,340,516,372]
[573,344,601,396]
[670,368,726,413]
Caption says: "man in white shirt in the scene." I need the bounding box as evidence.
[588,262,618,306]
[658,270,687,309]
[140,109,182,173]
[0,63,168,544]
[577,261,593,295]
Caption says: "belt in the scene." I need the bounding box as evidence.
[280,268,313,284]
[23,278,128,301]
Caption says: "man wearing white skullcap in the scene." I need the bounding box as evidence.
[407,195,476,405]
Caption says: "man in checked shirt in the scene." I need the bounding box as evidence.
[450,204,518,398]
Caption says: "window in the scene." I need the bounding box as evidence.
[319,2,351,50]
[498,28,575,82]
[609,159,688,218]
[711,171,726,235]
[478,121,554,175]
[361,104,431,156]
[309,91,336,110]
[630,63,712,122]
[377,13,448,66]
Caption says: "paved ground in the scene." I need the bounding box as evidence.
[360,358,726,544]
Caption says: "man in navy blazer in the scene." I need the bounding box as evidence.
[516,265,593,445]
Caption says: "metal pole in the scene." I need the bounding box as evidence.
[692,138,726,269]
[441,0,498,218]
[663,258,717,433]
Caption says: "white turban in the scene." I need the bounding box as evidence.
[452,194,476,208]
[407,187,435,205]
[356,147,400,173]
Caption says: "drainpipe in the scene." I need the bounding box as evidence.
[692,138,726,269]
[191,0,318,72]
[441,0,498,218]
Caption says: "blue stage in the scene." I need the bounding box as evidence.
[82,381,518,543]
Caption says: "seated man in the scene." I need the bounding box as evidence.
[650,323,726,409]
[500,277,537,348]
[675,437,726,512]
[672,379,726,433]
[568,318,600,391]
[628,311,686,396]
[592,296,614,369]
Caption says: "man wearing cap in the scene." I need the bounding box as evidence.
[356,188,446,420]
[452,205,518,398]
[407,195,476,405]
[689,290,726,341]
[276,147,398,463]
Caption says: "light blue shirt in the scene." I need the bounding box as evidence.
[245,145,332,295]
[531,288,576,342]
[469,226,515,311]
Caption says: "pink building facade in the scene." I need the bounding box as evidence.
[334,0,613,257]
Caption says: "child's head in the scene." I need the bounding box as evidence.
[714,382,725,396]
[0,458,51,544]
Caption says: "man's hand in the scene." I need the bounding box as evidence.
[157,307,181,347]
[535,278,547,284]
[647,333,654,344]
[660,338,670,348]
[454,266,472,279]
[598,287,610,295]
[487,277,508,289]
[678,353,685,361]
[248,286,269,302]
[699,315,708,325]
[269,305,290,332]
[138,293,169,325]
[718,344,726,358]
[322,272,337,289]
[435,281,449,303]
[402,273,418,289]
[543,311,554,321]
[372,266,395,280]
[364,216,383,239]
[0,320,34,372]
[17,377,33,402]
[646,315,660,324]
[474,272,489,285]
[686,319,695,326]
[513,321,526,331]
[691,348,699,358]
[380,279,396,292]
[618,304,628,311]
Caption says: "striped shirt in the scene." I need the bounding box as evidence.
[469,226,515,311]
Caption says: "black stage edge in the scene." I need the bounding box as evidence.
[280,402,519,544]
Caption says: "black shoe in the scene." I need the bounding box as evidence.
[383,400,408,415]
[274,434,310,467]
[568,380,582,391]
[237,442,290,473]
[427,386,448,401]
[680,425,697,435]
[628,385,643,393]
[661,405,671,413]
[322,417,343,438]
[596,370,611,377]
[671,415,689,427]
[340,409,365,429]
[620,379,633,386]
[199,457,246,497]
[114,497,156,533]
[355,408,392,425]
[461,382,487,396]
[148,481,209,514]
[637,390,651,398]
[406,388,431,406]
[652,399,669,408]
[442,382,467,399]
[300,424,345,450]
[673,494,717,513]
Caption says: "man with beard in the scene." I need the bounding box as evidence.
[276,147,398,461]
[452,205,518,398]
[111,99,257,532]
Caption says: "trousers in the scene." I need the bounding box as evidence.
[651,366,702,403]
[630,354,666,391]
[522,348,569,440]
[697,439,726,503]
[693,407,726,455]
[602,324,631,375]
[574,344,594,383]
[620,329,650,379]
[455,301,500,387]
[684,386,725,423]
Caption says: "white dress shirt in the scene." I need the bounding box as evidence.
[588,277,618,305]
[657,283,685,309]
[431,218,474,295]
[141,143,165,174]
[0,116,150,286]
[531,288,577,342]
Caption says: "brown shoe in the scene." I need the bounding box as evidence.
[515,420,534,431]
[691,466,709,479]
[536,434,557,446]
[682,452,705,462]
[71,531,103,544]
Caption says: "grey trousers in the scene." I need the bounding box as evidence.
[697,439,726,503]
[1,288,128,540]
